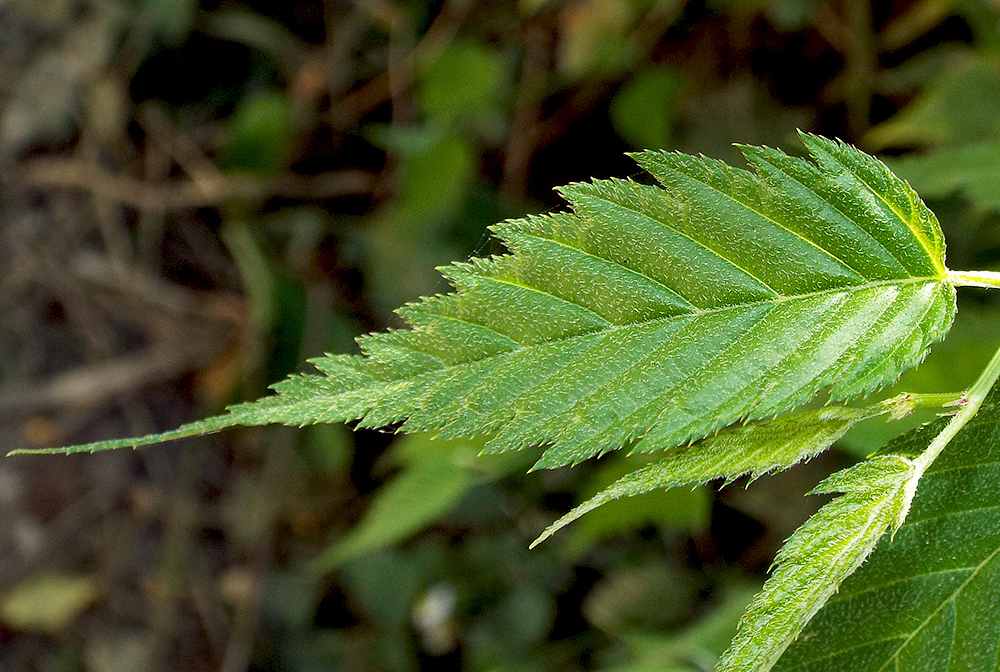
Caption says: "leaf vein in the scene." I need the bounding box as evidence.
[590,186,783,296]
[478,274,614,327]
[674,160,868,283]
[752,151,912,277]
[516,229,700,312]
[876,545,1000,672]
[416,311,522,351]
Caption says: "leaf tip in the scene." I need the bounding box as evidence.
[527,534,547,550]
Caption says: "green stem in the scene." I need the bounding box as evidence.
[917,267,1000,467]
[878,391,965,421]
[947,269,1000,289]
[903,269,1000,471]
[913,338,1000,474]
[904,392,967,407]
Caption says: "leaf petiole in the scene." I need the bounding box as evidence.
[878,391,967,420]
[947,269,1000,289]
[913,335,1000,476]
[876,337,1000,538]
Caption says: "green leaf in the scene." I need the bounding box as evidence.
[719,454,919,672]
[773,396,1000,671]
[224,90,295,175]
[417,40,508,122]
[867,55,1000,150]
[531,403,889,547]
[15,133,956,465]
[887,142,1000,211]
[840,302,1000,458]
[311,434,484,571]
[611,67,684,149]
[367,129,476,310]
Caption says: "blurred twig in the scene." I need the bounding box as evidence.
[532,1,685,149]
[7,159,376,210]
[501,0,686,201]
[0,245,244,417]
[331,0,472,125]
[879,0,951,53]
[147,447,202,672]
[813,0,877,135]
[842,0,876,135]
[138,108,228,199]
[0,349,211,416]
[218,427,292,672]
[501,20,553,204]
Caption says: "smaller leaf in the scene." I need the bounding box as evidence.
[717,455,918,672]
[224,90,294,175]
[310,435,486,571]
[611,67,684,149]
[417,41,508,122]
[532,403,886,547]
[367,130,475,310]
[772,381,1000,671]
[887,141,1000,211]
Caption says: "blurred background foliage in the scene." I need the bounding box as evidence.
[2,0,1000,670]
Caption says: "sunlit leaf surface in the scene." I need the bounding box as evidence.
[25,133,955,469]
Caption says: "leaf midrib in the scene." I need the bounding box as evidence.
[862,171,946,277]
[385,275,944,387]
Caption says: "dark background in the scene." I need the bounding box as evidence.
[3,0,1000,670]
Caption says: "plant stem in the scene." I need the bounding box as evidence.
[919,267,1000,465]
[913,337,1000,474]
[947,270,1000,289]
[878,391,965,420]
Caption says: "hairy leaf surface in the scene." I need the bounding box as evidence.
[720,454,919,672]
[18,134,955,467]
[773,399,1000,672]
[532,403,888,547]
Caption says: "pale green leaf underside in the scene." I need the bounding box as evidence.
[774,399,1000,672]
[720,454,919,672]
[532,403,887,547]
[16,133,955,465]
